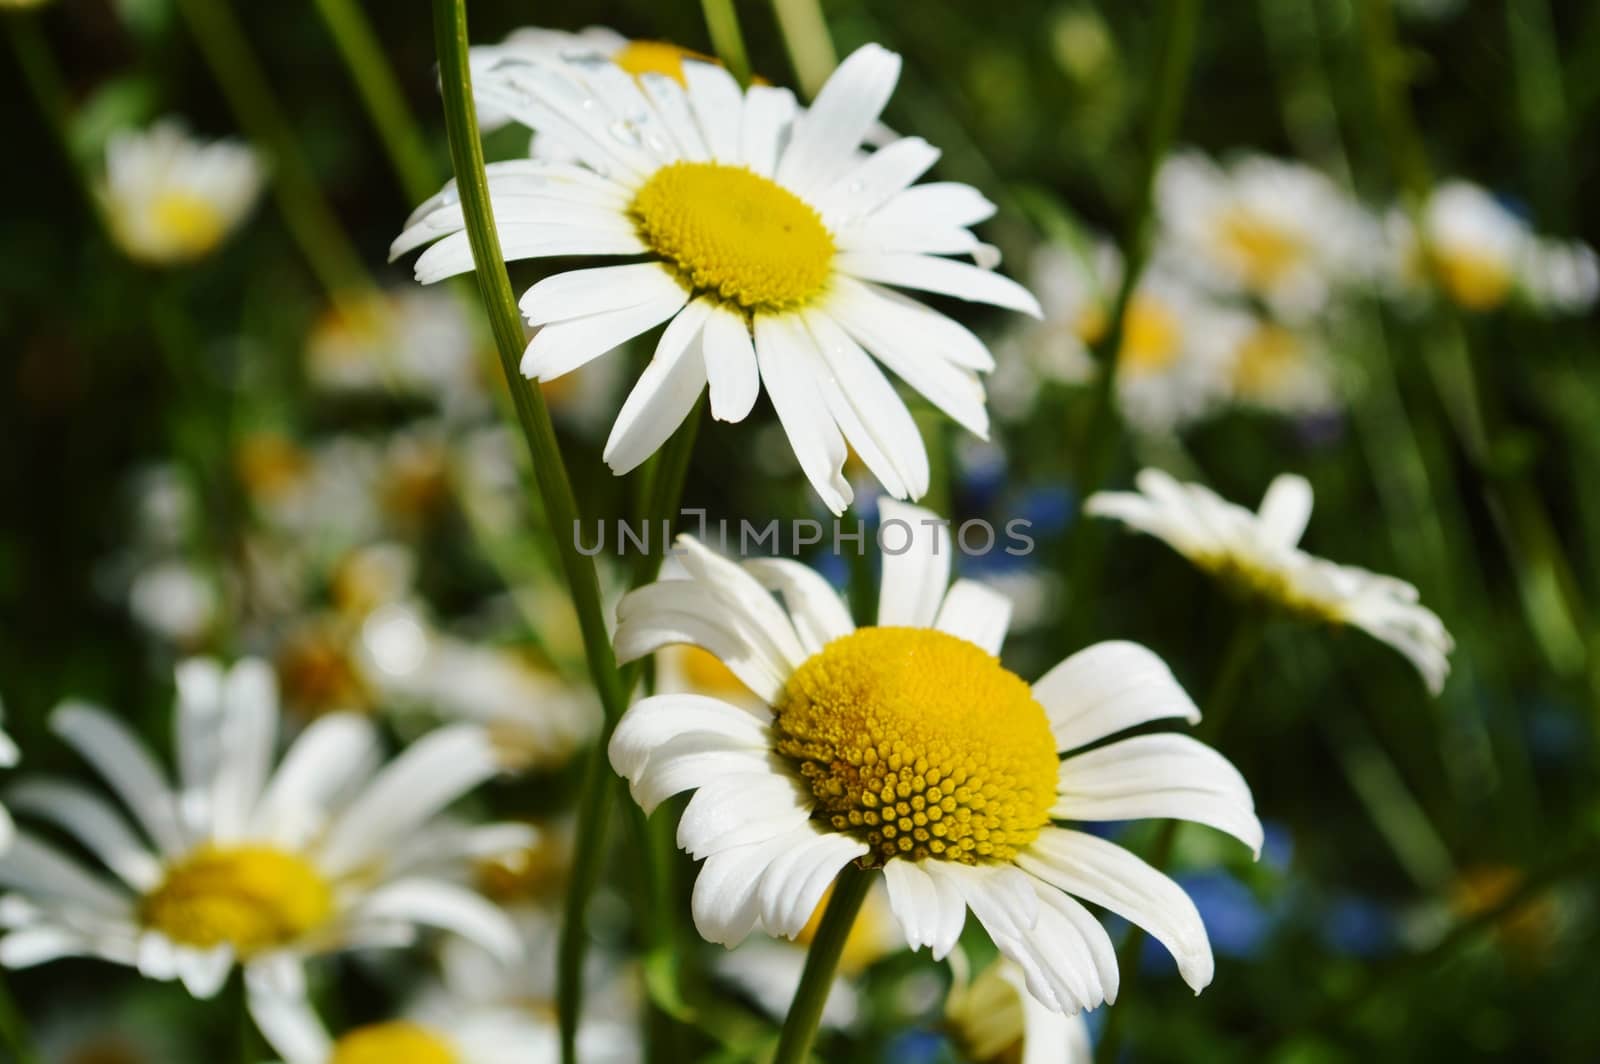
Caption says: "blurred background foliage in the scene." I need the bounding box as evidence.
[3,0,1600,1061]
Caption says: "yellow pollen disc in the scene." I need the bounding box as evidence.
[1232,323,1302,398]
[1431,247,1512,310]
[1117,296,1181,373]
[329,1022,458,1064]
[1216,209,1304,289]
[150,191,228,259]
[630,161,835,312]
[681,645,753,698]
[140,846,333,956]
[773,627,1058,867]
[612,40,716,85]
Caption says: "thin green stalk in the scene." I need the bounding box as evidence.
[175,0,372,313]
[311,0,439,205]
[771,0,838,97]
[431,7,681,1061]
[701,0,753,88]
[1063,0,1200,635]
[1093,612,1262,1064]
[771,863,872,1064]
[1354,0,1589,679]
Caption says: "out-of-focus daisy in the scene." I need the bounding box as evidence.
[988,242,1116,421]
[1157,152,1377,320]
[306,289,489,419]
[1087,469,1453,693]
[607,500,1261,1016]
[945,953,1092,1063]
[128,558,221,648]
[359,601,599,770]
[1388,180,1599,314]
[1225,318,1339,416]
[715,880,903,1030]
[1112,274,1253,434]
[99,120,264,266]
[395,44,1040,514]
[0,658,525,998]
[250,992,564,1064]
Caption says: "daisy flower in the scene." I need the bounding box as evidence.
[470,26,720,134]
[715,880,903,1030]
[306,288,490,420]
[393,44,1040,514]
[250,991,570,1064]
[1086,469,1453,694]
[1225,318,1340,417]
[1112,273,1254,434]
[606,499,1261,1016]
[0,657,526,998]
[1386,180,1599,313]
[100,120,264,266]
[1156,152,1378,321]
[945,953,1092,1064]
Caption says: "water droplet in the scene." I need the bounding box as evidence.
[973,244,1002,270]
[610,120,642,147]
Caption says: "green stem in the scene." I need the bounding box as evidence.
[771,863,872,1064]
[771,0,838,97]
[175,0,373,313]
[310,0,439,206]
[1062,0,1200,637]
[432,6,689,1061]
[700,0,753,88]
[1093,612,1262,1064]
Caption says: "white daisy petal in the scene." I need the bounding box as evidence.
[883,858,965,959]
[209,659,278,842]
[520,262,685,325]
[252,713,381,846]
[818,136,941,225]
[692,830,809,947]
[1256,473,1314,548]
[177,945,234,998]
[6,779,163,890]
[934,579,1013,655]
[614,582,789,702]
[676,537,809,666]
[777,44,902,197]
[608,694,772,782]
[520,288,688,381]
[631,747,779,814]
[247,986,333,1064]
[738,85,798,177]
[701,306,761,422]
[639,73,710,162]
[357,879,521,964]
[603,297,714,476]
[676,773,812,860]
[0,927,99,969]
[682,60,745,162]
[318,725,500,875]
[1032,642,1201,753]
[412,224,645,285]
[741,558,856,652]
[0,834,131,915]
[51,702,186,856]
[836,251,1042,317]
[803,310,930,499]
[827,285,990,438]
[1018,828,1215,993]
[876,498,952,627]
[873,182,998,229]
[753,314,853,514]
[757,831,870,938]
[1054,734,1263,856]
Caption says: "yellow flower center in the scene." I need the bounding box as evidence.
[680,645,755,699]
[612,40,715,85]
[329,1022,458,1064]
[630,161,835,313]
[945,962,1027,1063]
[150,190,228,260]
[1232,323,1302,398]
[1431,247,1512,310]
[1216,209,1305,289]
[140,846,334,956]
[773,627,1058,867]
[1117,296,1181,373]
